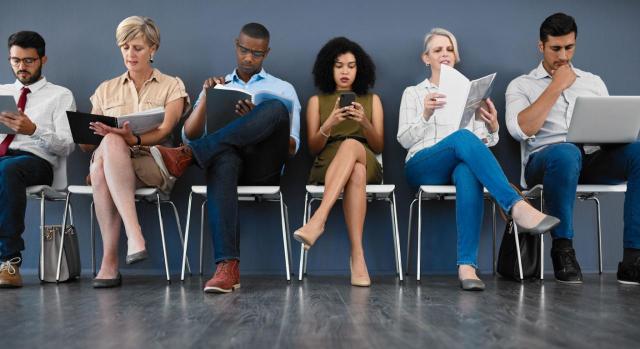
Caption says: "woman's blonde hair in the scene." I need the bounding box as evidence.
[116,16,160,49]
[423,27,460,63]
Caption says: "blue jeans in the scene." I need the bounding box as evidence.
[525,142,640,248]
[0,150,53,261]
[189,100,290,263]
[405,129,523,268]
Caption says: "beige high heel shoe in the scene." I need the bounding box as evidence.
[293,225,325,250]
[350,258,371,287]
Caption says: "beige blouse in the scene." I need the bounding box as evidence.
[90,68,189,118]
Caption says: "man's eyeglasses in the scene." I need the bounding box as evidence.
[9,57,39,66]
[235,42,266,58]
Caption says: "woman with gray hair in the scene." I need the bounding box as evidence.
[397,28,559,290]
[81,16,190,288]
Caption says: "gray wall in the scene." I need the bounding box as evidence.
[3,0,639,275]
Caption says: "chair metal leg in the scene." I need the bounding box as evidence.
[406,198,417,276]
[298,192,309,281]
[39,191,45,282]
[156,194,170,283]
[90,201,96,276]
[56,192,71,282]
[390,193,403,281]
[283,203,293,275]
[181,191,194,281]
[540,191,545,280]
[417,191,423,282]
[513,223,524,281]
[199,200,206,276]
[492,201,497,276]
[592,196,603,274]
[167,200,191,274]
[278,193,291,281]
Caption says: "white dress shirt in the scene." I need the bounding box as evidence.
[505,62,608,165]
[0,77,76,166]
[397,78,499,162]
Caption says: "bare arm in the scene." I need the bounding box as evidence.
[306,96,348,155]
[358,94,384,153]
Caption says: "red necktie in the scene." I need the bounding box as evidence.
[0,87,30,156]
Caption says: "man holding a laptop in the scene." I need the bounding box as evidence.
[506,13,640,285]
[150,23,301,294]
[0,31,75,288]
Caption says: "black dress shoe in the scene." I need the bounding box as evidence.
[92,273,122,288]
[551,246,583,283]
[125,250,148,265]
[617,256,640,285]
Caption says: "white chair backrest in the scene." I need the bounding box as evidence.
[50,155,68,191]
[519,142,528,189]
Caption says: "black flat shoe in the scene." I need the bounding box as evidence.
[460,278,485,291]
[125,250,148,265]
[92,273,122,288]
[516,215,561,235]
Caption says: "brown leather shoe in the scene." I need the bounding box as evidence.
[204,259,240,293]
[150,144,194,178]
[0,257,23,288]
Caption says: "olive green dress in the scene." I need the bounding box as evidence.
[307,92,383,185]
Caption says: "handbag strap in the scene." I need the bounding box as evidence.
[496,183,533,223]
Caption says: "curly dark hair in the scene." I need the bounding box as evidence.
[312,37,376,95]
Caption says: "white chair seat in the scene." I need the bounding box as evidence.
[181,185,292,281]
[299,183,403,281]
[26,185,67,200]
[407,185,497,280]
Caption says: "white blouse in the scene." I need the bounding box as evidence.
[397,78,499,162]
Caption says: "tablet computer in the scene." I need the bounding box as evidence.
[0,95,17,134]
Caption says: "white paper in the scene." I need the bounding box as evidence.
[118,107,165,134]
[434,65,497,129]
[435,64,471,129]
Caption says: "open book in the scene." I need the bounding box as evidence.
[206,85,295,134]
[66,107,164,144]
[434,65,496,129]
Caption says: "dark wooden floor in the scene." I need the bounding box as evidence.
[1,273,639,348]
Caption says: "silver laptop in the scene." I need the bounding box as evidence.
[566,96,640,143]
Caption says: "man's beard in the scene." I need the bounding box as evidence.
[15,65,42,85]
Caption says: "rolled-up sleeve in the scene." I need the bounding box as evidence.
[505,78,534,142]
[31,89,76,156]
[397,87,429,150]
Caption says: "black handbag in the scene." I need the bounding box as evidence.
[496,185,542,281]
[38,225,81,282]
[497,220,541,281]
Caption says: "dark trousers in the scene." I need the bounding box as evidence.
[526,142,640,248]
[0,150,53,261]
[189,100,290,263]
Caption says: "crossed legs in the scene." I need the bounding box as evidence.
[295,139,370,281]
[91,134,145,279]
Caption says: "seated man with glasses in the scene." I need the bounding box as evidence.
[151,22,301,294]
[0,31,75,288]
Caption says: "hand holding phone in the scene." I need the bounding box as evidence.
[339,92,356,108]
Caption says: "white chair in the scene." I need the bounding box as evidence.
[518,143,627,277]
[26,156,74,282]
[405,186,496,281]
[180,185,293,281]
[60,185,190,283]
[297,155,404,282]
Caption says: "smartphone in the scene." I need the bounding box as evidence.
[339,92,356,108]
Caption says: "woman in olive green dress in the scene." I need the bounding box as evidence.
[293,37,383,287]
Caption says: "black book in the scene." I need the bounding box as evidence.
[66,111,117,145]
